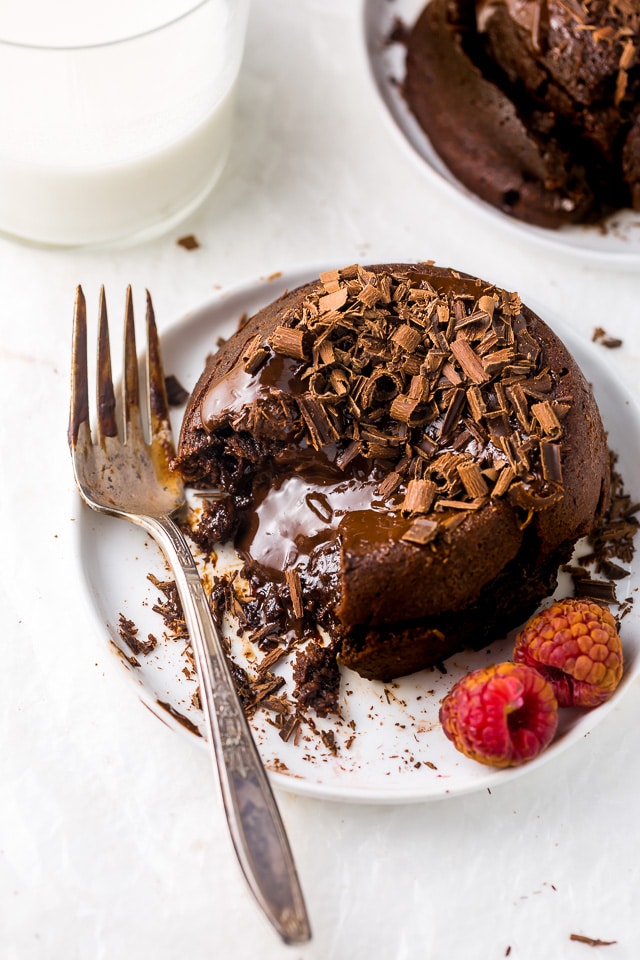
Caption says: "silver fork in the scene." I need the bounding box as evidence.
[68,286,311,945]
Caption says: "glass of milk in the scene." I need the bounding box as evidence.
[0,0,249,246]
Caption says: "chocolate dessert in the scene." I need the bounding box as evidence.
[403,0,640,228]
[173,263,610,681]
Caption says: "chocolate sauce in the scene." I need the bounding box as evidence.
[338,510,413,553]
[236,449,393,580]
[200,353,303,429]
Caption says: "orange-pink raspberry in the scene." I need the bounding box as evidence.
[513,599,623,708]
[439,662,558,768]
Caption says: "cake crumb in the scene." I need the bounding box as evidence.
[292,640,341,718]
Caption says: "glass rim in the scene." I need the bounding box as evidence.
[0,0,216,52]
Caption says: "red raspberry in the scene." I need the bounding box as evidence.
[439,662,558,768]
[513,599,623,708]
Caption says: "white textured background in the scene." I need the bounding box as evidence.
[2,1,640,958]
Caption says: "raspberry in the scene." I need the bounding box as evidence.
[439,662,558,767]
[513,599,623,708]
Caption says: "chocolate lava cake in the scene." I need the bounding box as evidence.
[403,0,640,228]
[173,263,610,681]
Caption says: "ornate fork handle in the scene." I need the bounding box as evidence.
[137,512,310,945]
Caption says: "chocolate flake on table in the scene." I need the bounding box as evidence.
[592,327,623,349]
[569,933,617,947]
[176,234,200,251]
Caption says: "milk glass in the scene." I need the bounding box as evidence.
[0,0,249,246]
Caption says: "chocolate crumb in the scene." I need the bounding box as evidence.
[573,578,618,603]
[592,327,623,348]
[279,713,301,743]
[118,613,158,656]
[164,374,190,407]
[157,700,202,736]
[176,234,200,251]
[319,727,338,755]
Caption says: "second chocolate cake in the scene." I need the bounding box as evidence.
[403,0,640,228]
[173,263,610,681]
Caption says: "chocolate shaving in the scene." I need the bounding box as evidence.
[401,517,439,544]
[508,481,563,510]
[118,613,158,657]
[318,287,348,313]
[435,497,483,511]
[439,387,466,437]
[242,334,272,374]
[450,336,489,383]
[279,713,301,743]
[392,323,423,353]
[402,478,437,514]
[147,574,188,640]
[268,325,310,361]
[540,440,563,483]
[285,568,305,619]
[377,470,403,498]
[573,578,618,603]
[493,467,516,498]
[297,395,339,448]
[531,401,563,439]
[457,461,490,498]
[256,645,288,678]
[390,394,431,426]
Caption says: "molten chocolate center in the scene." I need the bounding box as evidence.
[235,447,392,579]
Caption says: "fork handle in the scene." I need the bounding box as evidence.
[140,514,311,945]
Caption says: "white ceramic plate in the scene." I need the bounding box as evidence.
[361,0,640,266]
[76,266,640,804]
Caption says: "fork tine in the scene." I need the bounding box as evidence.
[68,286,89,446]
[97,287,118,439]
[145,290,174,452]
[122,286,140,440]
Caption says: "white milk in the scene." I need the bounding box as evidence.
[0,0,248,245]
